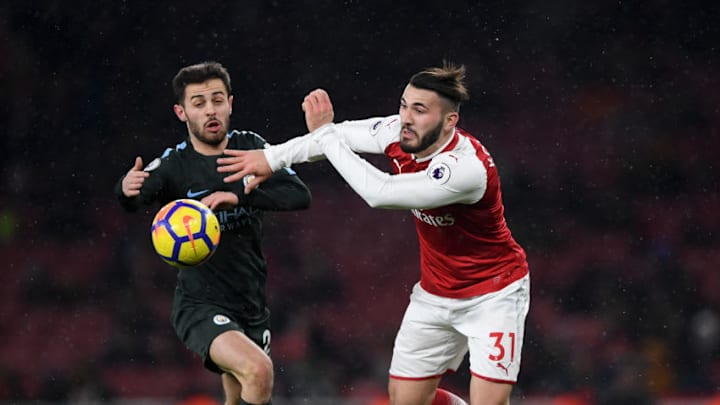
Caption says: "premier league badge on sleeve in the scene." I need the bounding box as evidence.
[369,119,383,135]
[428,162,451,185]
[144,157,161,172]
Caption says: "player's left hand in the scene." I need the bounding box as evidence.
[201,191,239,210]
[217,149,272,194]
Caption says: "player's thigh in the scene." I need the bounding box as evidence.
[469,375,511,405]
[390,287,467,378]
[460,275,530,383]
[210,330,273,377]
[388,376,440,405]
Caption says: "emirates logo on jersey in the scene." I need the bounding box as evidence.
[411,209,455,227]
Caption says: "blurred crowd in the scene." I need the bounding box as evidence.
[0,1,718,404]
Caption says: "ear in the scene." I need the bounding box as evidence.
[444,111,459,131]
[173,104,187,122]
[228,95,234,115]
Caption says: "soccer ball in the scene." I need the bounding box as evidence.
[150,199,221,267]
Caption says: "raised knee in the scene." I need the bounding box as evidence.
[244,356,274,395]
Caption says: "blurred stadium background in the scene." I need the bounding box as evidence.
[1,1,718,404]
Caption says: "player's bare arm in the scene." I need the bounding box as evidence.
[302,88,334,132]
[121,156,150,197]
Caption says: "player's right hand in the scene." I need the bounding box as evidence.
[217,149,272,194]
[303,88,334,132]
[121,156,149,197]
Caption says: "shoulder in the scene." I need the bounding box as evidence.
[455,128,493,158]
[141,139,188,172]
[426,150,487,189]
[453,129,500,178]
[227,130,269,149]
[156,139,190,159]
[429,150,485,175]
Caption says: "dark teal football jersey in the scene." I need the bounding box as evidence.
[115,130,311,320]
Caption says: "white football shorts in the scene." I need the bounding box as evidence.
[389,274,530,383]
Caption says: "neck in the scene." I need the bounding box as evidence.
[189,135,228,156]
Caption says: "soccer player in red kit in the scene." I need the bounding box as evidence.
[218,63,530,405]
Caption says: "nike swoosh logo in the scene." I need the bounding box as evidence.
[186,188,210,198]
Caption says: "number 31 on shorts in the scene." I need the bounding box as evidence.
[488,331,515,362]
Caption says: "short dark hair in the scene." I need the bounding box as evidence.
[409,62,469,111]
[172,61,232,105]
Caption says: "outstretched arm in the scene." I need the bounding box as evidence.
[216,88,335,191]
[217,89,395,194]
[313,126,487,209]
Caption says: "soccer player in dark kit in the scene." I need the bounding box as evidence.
[114,61,311,405]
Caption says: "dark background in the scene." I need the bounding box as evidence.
[1,1,718,403]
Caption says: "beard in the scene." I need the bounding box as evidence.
[188,118,227,146]
[400,121,443,154]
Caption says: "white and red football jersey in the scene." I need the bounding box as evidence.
[265,115,529,298]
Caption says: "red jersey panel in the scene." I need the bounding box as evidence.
[385,128,529,298]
